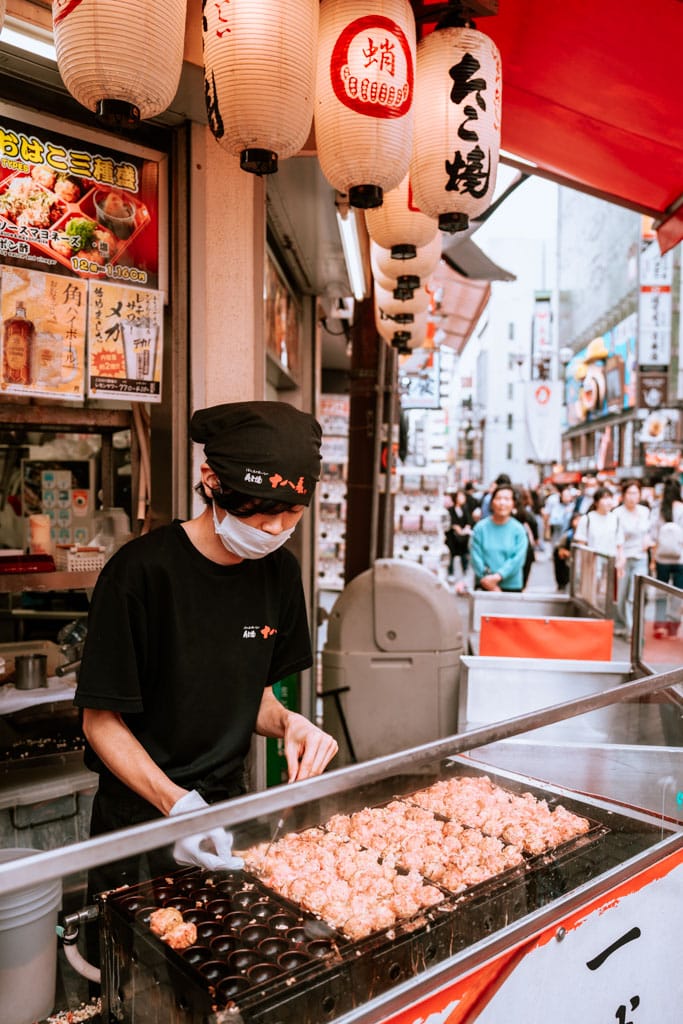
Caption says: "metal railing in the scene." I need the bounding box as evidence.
[0,665,681,898]
[570,543,618,620]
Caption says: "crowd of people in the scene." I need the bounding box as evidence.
[444,471,683,640]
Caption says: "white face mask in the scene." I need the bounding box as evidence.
[212,502,296,559]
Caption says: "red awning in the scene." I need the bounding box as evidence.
[413,0,683,252]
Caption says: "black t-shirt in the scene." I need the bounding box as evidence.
[74,520,312,796]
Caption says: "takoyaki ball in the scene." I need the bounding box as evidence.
[149,906,183,938]
[51,234,75,259]
[164,921,198,951]
[93,226,118,257]
[54,176,82,203]
[31,165,57,190]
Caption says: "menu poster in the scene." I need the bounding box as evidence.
[87,282,163,402]
[0,265,87,399]
[0,113,160,289]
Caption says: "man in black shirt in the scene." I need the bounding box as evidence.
[76,401,337,882]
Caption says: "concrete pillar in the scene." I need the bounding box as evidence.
[189,123,266,411]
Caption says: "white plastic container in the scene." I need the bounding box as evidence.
[0,848,62,1024]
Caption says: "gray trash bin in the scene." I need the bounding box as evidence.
[322,559,465,764]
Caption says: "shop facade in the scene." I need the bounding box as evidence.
[557,188,682,481]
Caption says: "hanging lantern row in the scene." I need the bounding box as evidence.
[371,233,442,298]
[202,0,319,175]
[52,1,501,231]
[376,305,428,353]
[364,172,438,258]
[53,0,187,127]
[375,282,430,323]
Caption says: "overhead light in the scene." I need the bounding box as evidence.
[2,15,57,61]
[336,204,368,302]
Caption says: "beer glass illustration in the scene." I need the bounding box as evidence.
[123,317,158,381]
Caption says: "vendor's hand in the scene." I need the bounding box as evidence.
[479,574,501,591]
[169,790,244,871]
[283,712,338,783]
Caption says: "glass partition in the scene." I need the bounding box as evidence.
[570,543,617,619]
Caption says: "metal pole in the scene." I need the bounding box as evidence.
[369,338,387,566]
[381,346,397,558]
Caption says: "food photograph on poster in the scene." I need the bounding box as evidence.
[0,112,159,289]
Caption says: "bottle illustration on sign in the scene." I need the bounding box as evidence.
[2,301,35,386]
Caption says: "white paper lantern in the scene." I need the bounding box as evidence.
[371,233,442,296]
[315,0,416,208]
[374,282,429,323]
[53,0,187,126]
[410,23,501,232]
[365,172,437,258]
[203,0,318,175]
[376,305,427,351]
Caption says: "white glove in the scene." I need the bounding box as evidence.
[169,790,244,871]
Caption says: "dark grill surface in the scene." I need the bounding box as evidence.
[100,766,667,1024]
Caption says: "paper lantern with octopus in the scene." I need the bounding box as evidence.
[315,0,416,209]
[410,21,501,233]
[365,173,438,258]
[53,0,187,127]
[203,0,319,175]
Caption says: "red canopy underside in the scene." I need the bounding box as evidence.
[415,0,683,251]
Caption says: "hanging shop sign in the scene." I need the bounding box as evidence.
[565,313,637,426]
[638,370,668,410]
[524,380,562,464]
[1,265,87,400]
[399,346,441,409]
[0,111,160,289]
[87,282,163,402]
[638,230,673,367]
[531,291,552,372]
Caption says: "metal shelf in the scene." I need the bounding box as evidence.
[0,571,99,594]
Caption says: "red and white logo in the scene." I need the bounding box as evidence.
[534,384,551,405]
[330,16,414,119]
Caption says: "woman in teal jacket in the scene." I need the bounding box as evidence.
[470,484,529,591]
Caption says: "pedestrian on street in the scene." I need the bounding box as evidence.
[470,484,528,592]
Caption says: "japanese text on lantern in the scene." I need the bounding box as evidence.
[332,16,414,119]
[445,53,491,198]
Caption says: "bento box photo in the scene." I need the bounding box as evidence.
[0,164,151,278]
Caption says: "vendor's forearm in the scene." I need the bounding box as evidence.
[254,687,291,738]
[82,708,185,815]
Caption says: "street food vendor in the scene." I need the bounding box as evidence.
[470,484,528,592]
[75,401,338,890]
